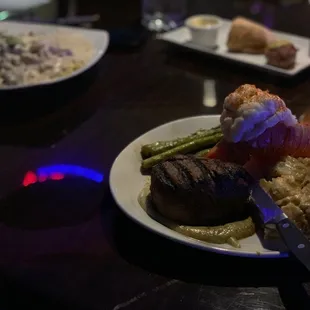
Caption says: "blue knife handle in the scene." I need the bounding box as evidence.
[276,218,310,271]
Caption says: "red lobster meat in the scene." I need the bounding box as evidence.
[206,84,310,179]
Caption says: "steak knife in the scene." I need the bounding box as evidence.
[251,183,310,271]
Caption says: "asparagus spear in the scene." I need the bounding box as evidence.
[196,148,211,157]
[141,126,221,158]
[141,133,223,170]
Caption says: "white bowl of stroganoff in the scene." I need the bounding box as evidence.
[0,21,109,90]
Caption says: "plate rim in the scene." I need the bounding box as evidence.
[0,21,109,90]
[110,115,288,258]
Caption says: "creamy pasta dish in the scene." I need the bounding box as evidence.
[0,30,94,87]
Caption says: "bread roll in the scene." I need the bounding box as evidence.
[227,16,275,54]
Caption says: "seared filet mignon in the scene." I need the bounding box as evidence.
[150,155,253,226]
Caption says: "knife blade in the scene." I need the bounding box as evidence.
[251,183,310,271]
[251,183,287,224]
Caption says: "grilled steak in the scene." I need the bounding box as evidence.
[150,155,253,226]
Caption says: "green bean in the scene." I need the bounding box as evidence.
[141,133,223,170]
[141,126,221,158]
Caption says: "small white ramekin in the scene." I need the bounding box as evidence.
[185,15,222,48]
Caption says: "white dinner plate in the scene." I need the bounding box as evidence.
[0,21,109,90]
[110,115,288,258]
[158,18,310,77]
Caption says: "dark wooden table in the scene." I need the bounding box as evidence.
[1,0,310,309]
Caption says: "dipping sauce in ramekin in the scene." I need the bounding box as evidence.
[185,15,222,48]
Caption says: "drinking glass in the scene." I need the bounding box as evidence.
[142,0,187,32]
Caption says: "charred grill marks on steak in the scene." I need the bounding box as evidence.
[170,161,195,190]
[155,162,175,188]
[191,156,212,178]
[153,156,205,191]
[153,155,219,190]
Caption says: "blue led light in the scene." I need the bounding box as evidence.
[36,165,104,183]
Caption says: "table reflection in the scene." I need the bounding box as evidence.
[203,79,217,108]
